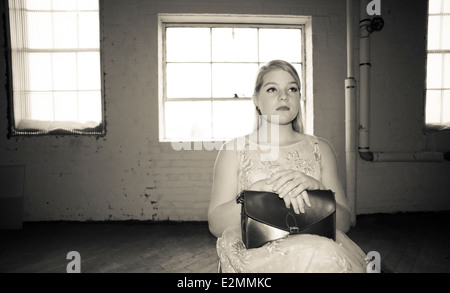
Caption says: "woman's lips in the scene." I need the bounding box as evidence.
[276,106,290,111]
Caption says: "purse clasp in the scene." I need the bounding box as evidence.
[289,226,299,234]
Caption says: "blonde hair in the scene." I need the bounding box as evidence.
[252,60,304,133]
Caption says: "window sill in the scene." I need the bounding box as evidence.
[10,120,104,137]
[424,123,450,153]
[424,123,450,133]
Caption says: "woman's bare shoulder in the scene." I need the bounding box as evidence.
[311,135,336,154]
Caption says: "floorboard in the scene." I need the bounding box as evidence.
[1,212,449,273]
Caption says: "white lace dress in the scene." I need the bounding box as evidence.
[216,134,369,273]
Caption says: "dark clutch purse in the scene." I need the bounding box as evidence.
[236,189,336,249]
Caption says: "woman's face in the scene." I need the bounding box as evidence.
[254,69,301,126]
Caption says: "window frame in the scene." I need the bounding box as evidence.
[4,0,106,138]
[425,0,450,130]
[157,14,313,142]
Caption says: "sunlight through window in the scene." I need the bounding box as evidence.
[7,0,103,136]
[426,0,450,127]
[162,24,304,141]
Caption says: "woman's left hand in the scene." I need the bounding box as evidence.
[266,170,325,213]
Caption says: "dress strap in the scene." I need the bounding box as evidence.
[308,135,322,163]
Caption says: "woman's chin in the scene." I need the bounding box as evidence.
[269,116,296,125]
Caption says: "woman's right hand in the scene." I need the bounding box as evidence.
[248,179,303,213]
[248,177,317,214]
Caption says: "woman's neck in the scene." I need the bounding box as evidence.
[254,120,299,146]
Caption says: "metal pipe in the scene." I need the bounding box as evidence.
[347,0,355,78]
[345,78,357,224]
[359,0,371,154]
[345,0,357,225]
[371,152,444,162]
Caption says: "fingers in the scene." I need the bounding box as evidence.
[269,170,323,194]
[277,176,322,199]
[301,190,311,208]
[278,180,304,198]
[290,195,303,214]
[283,196,292,209]
[290,194,307,214]
[272,176,297,192]
[282,190,311,214]
[266,170,292,186]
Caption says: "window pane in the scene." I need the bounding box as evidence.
[427,53,443,89]
[428,0,442,14]
[165,101,212,140]
[53,53,77,91]
[54,92,78,121]
[444,54,450,88]
[27,12,53,49]
[443,0,450,13]
[78,52,101,90]
[54,12,78,49]
[166,28,210,62]
[166,63,211,98]
[29,92,53,121]
[442,16,450,50]
[212,100,255,139]
[78,91,102,122]
[259,29,302,62]
[212,28,258,62]
[427,16,441,50]
[426,90,442,124]
[212,63,258,98]
[28,53,53,91]
[443,90,450,123]
[25,0,51,10]
[78,12,100,48]
[52,0,77,10]
[77,0,99,10]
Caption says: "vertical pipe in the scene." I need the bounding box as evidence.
[359,0,371,153]
[345,79,357,225]
[347,0,355,78]
[345,0,357,225]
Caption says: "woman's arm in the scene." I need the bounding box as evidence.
[318,138,352,233]
[208,142,241,238]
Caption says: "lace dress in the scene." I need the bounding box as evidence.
[216,134,369,273]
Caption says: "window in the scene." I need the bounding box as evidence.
[6,0,104,136]
[426,0,450,128]
[158,14,312,142]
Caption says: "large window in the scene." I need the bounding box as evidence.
[6,0,104,136]
[426,0,450,128]
[159,14,312,142]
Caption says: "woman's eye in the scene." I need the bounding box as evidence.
[289,87,298,92]
[267,87,277,93]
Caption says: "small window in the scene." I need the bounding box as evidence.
[159,15,310,142]
[5,0,104,136]
[426,0,450,128]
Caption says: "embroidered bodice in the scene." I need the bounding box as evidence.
[235,134,322,191]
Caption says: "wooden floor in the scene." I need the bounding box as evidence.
[1,212,449,273]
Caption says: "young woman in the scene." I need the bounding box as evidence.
[208,60,368,273]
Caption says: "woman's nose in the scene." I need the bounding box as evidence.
[279,91,288,101]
